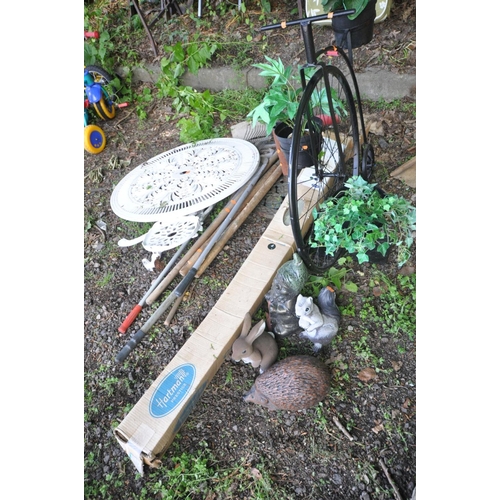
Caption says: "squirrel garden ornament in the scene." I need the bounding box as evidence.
[265,253,309,338]
[295,286,341,352]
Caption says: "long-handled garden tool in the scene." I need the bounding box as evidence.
[117,206,214,334]
[179,153,281,278]
[144,145,276,306]
[115,148,275,363]
[163,154,280,326]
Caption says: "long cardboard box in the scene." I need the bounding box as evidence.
[114,194,299,474]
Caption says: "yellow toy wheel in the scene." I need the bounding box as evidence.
[84,124,106,154]
[93,95,116,120]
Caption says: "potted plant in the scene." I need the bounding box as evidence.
[247,56,307,174]
[310,175,416,267]
[247,56,345,174]
[321,0,377,49]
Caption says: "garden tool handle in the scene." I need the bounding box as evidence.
[115,272,195,362]
[118,305,143,334]
[115,329,147,363]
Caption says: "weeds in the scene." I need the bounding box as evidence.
[369,97,416,117]
[96,271,114,288]
[353,335,385,368]
[199,275,229,289]
[143,444,285,500]
[84,0,277,142]
[369,270,416,339]
[354,461,391,497]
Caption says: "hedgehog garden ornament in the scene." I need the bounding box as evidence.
[243,355,331,411]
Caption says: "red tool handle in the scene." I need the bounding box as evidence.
[84,31,99,39]
[118,304,143,334]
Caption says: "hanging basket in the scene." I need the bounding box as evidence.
[332,0,377,49]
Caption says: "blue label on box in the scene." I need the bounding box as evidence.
[149,364,196,418]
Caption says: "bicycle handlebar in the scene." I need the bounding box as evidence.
[260,10,356,31]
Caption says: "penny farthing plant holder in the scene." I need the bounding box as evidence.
[322,0,377,58]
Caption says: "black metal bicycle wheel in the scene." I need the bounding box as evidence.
[288,64,360,273]
[317,46,376,181]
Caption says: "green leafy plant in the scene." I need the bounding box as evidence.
[246,56,303,136]
[301,260,359,296]
[321,0,371,20]
[246,56,345,136]
[311,176,416,267]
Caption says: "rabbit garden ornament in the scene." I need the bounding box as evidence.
[231,312,279,374]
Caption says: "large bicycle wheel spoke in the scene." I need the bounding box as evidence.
[289,65,359,273]
[318,47,376,180]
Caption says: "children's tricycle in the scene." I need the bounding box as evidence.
[84,31,126,154]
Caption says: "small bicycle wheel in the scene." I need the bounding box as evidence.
[317,46,376,181]
[84,124,106,154]
[93,94,116,120]
[288,64,360,273]
[84,65,119,103]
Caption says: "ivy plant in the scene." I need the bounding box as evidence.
[311,176,416,267]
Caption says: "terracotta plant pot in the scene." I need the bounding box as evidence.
[272,123,293,176]
[272,121,323,176]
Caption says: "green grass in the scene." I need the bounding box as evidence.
[368,97,416,117]
[85,441,288,500]
[369,270,416,339]
[96,271,114,288]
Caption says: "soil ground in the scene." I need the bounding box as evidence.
[84,1,416,498]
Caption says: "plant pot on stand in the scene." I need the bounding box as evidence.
[332,0,377,62]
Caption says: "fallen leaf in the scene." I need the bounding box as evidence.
[402,398,411,409]
[251,468,262,480]
[372,421,384,434]
[372,286,383,297]
[326,353,343,365]
[399,265,415,276]
[358,367,378,382]
[391,360,403,371]
[366,119,385,136]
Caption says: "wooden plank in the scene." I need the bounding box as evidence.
[390,156,416,188]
